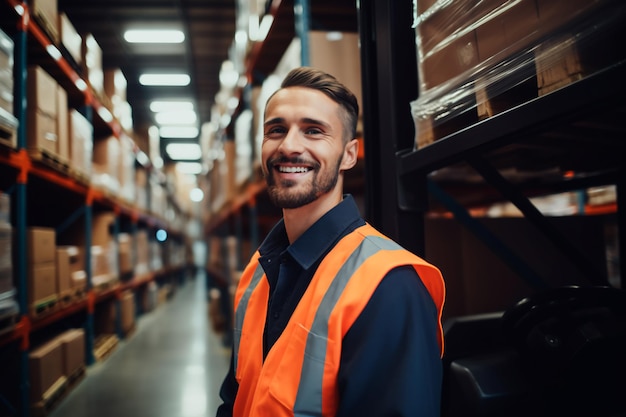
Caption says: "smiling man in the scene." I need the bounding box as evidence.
[216,67,446,417]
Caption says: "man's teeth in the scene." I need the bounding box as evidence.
[279,166,309,173]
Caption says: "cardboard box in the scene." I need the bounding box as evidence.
[56,246,82,294]
[103,68,127,103]
[417,1,480,90]
[71,269,87,290]
[58,13,82,64]
[27,111,58,155]
[0,222,12,294]
[28,263,56,303]
[474,0,540,63]
[68,109,93,177]
[56,85,69,163]
[0,192,9,222]
[417,0,478,57]
[92,212,116,247]
[81,34,104,97]
[309,30,363,122]
[29,338,64,402]
[420,30,480,91]
[536,0,601,36]
[27,67,58,154]
[30,0,58,43]
[415,0,438,15]
[92,135,121,183]
[58,329,85,376]
[120,290,135,333]
[27,67,57,117]
[118,233,133,276]
[27,227,56,264]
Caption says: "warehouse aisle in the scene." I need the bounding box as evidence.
[48,273,231,417]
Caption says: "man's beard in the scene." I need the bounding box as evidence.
[265,156,342,209]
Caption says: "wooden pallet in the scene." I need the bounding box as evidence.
[29,295,59,319]
[66,365,86,387]
[67,167,91,186]
[58,286,88,307]
[0,310,18,336]
[0,119,17,149]
[93,333,119,362]
[28,146,70,175]
[415,19,626,149]
[31,10,59,44]
[30,375,68,417]
[92,276,119,293]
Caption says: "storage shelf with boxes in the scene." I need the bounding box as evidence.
[411,0,626,150]
[402,0,625,214]
[0,2,196,416]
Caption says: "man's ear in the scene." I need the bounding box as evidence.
[340,138,359,171]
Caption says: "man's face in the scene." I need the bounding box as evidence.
[261,87,353,209]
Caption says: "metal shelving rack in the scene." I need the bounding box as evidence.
[0,2,190,416]
[358,0,625,290]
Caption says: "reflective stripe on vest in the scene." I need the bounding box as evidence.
[294,235,401,415]
[233,261,265,374]
[233,234,408,415]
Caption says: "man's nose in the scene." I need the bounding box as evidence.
[278,127,304,154]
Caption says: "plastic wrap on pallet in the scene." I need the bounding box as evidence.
[0,29,14,112]
[0,107,18,129]
[410,0,626,148]
[0,29,13,56]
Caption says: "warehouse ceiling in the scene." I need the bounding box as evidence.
[56,0,359,163]
[58,0,238,142]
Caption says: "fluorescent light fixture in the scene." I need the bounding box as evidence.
[46,45,62,60]
[124,29,185,43]
[159,126,199,138]
[150,100,194,112]
[74,79,88,91]
[98,107,113,123]
[155,110,197,125]
[139,73,190,86]
[326,31,344,41]
[13,4,25,15]
[189,188,204,202]
[136,150,150,166]
[258,15,274,42]
[176,162,203,175]
[165,143,202,160]
[219,61,239,89]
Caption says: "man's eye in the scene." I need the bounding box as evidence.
[305,127,322,135]
[265,126,286,136]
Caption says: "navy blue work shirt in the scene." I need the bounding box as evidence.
[217,195,442,417]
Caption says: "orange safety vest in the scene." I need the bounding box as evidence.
[232,223,445,417]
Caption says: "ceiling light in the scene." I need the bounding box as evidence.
[258,15,274,42]
[219,61,239,89]
[189,188,204,202]
[124,29,185,43]
[159,126,199,138]
[150,100,194,112]
[155,110,197,125]
[139,73,190,86]
[176,162,203,175]
[165,143,202,160]
[326,31,344,41]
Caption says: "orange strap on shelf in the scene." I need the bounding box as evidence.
[87,290,96,314]
[18,316,31,351]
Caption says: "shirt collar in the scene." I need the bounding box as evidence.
[258,194,363,270]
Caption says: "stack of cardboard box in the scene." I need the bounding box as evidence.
[411,0,625,149]
[0,28,16,148]
[0,192,17,332]
[27,227,57,314]
[29,328,85,407]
